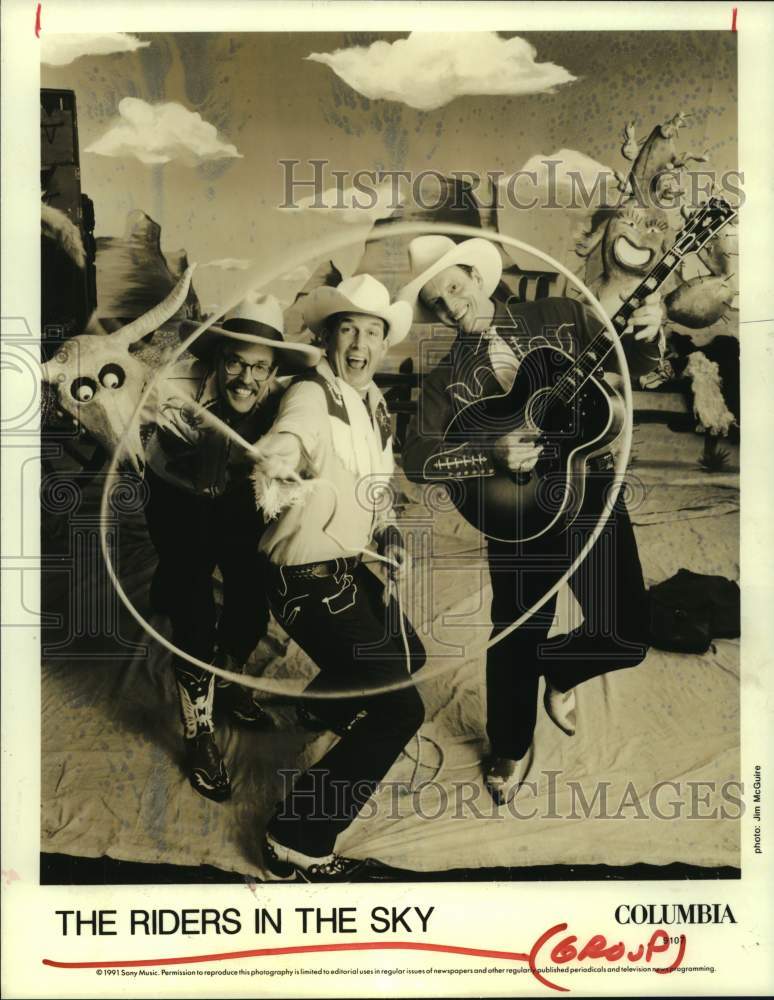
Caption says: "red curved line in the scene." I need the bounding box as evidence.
[43,940,530,970]
[529,923,571,993]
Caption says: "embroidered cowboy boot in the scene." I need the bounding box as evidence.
[176,666,231,802]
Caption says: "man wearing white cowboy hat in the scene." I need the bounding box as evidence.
[144,294,321,803]
[251,274,426,881]
[399,235,663,806]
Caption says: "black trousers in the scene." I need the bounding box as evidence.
[266,559,426,856]
[486,473,649,761]
[144,469,270,679]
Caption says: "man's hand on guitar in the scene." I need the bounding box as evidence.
[492,430,543,474]
[625,291,666,341]
[598,289,665,343]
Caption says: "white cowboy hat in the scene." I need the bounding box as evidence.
[180,294,321,372]
[397,236,503,318]
[303,274,413,348]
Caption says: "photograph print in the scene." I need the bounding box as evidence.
[38,25,741,885]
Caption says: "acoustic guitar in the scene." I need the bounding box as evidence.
[439,196,737,543]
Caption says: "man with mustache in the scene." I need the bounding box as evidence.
[252,275,425,881]
[144,295,321,802]
[398,236,663,805]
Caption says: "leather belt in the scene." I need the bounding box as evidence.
[271,556,361,582]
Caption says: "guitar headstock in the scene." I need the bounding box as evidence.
[674,197,737,258]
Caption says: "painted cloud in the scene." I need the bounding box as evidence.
[306,32,576,111]
[85,98,242,166]
[41,32,150,67]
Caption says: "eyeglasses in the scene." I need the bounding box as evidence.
[223,356,275,381]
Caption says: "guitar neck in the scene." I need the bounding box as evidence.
[578,254,681,375]
[610,257,682,331]
[559,199,737,396]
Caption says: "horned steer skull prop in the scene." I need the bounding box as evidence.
[41,266,195,472]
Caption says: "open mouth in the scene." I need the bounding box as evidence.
[345,354,368,373]
[613,236,654,270]
[228,384,255,401]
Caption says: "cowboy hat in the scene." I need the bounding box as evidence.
[180,294,321,372]
[397,236,503,319]
[303,274,413,348]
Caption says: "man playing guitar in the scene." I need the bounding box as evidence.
[399,234,663,804]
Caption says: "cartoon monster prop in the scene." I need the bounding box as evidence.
[575,201,673,331]
[576,112,737,339]
[665,273,736,329]
[617,112,708,207]
[41,267,195,473]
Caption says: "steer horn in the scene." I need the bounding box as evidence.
[114,264,197,346]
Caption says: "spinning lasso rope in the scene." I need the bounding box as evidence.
[171,400,440,788]
[98,222,632,708]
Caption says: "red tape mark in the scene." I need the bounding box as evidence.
[731,7,737,31]
[35,2,41,37]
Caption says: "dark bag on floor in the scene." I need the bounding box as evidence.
[648,569,740,654]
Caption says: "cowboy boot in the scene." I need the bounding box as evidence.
[263,830,366,883]
[543,682,577,737]
[176,666,231,802]
[295,704,328,732]
[296,703,367,737]
[213,651,274,729]
[484,744,535,806]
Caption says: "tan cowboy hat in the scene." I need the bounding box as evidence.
[303,274,413,348]
[180,294,321,372]
[397,236,503,318]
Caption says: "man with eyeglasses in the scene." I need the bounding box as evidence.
[143,295,321,802]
